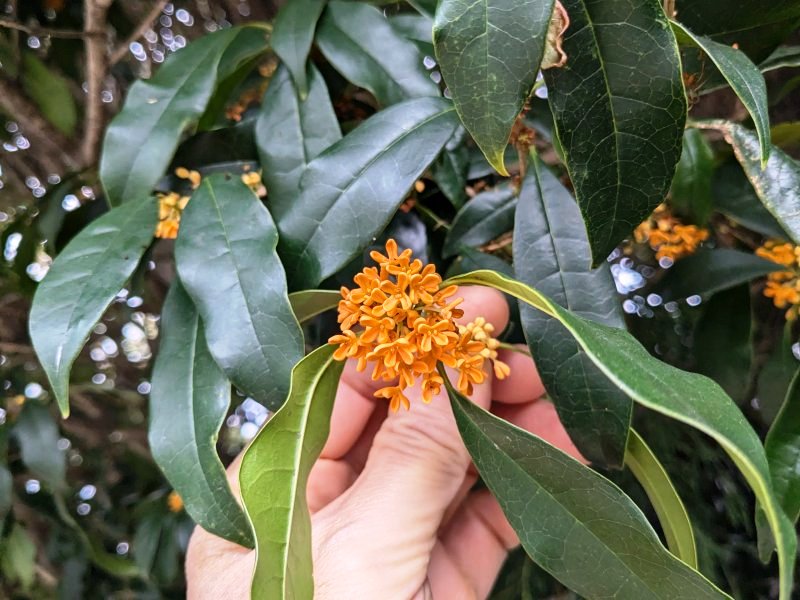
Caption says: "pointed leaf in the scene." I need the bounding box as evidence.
[149,281,253,548]
[271,0,326,97]
[443,183,516,258]
[655,248,781,301]
[256,63,341,222]
[765,368,800,524]
[701,120,800,245]
[316,1,439,106]
[433,0,555,175]
[760,46,800,72]
[625,428,698,568]
[288,290,341,323]
[12,403,66,491]
[671,129,715,225]
[175,175,303,410]
[672,21,770,166]
[277,97,459,289]
[513,157,632,467]
[446,382,726,598]
[29,198,157,416]
[543,0,687,264]
[444,269,797,600]
[100,26,268,205]
[240,345,344,599]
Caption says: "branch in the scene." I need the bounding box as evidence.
[109,0,169,66]
[81,0,113,167]
[0,18,104,39]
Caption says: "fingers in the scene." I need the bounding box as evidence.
[437,489,519,598]
[320,376,376,459]
[491,345,545,403]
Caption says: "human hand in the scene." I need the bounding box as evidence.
[185,286,583,599]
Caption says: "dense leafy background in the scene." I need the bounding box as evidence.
[1,0,800,598]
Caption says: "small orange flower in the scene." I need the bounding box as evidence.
[756,239,800,320]
[167,490,184,513]
[329,240,509,410]
[634,204,709,261]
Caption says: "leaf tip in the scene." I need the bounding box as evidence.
[488,151,509,177]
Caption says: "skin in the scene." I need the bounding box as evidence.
[186,287,584,599]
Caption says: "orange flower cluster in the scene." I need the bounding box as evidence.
[633,204,709,261]
[756,239,800,320]
[154,167,265,239]
[167,490,184,513]
[329,240,510,411]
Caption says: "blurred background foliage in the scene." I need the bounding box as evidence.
[0,0,799,598]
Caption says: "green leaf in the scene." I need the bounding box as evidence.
[256,63,341,222]
[240,344,344,599]
[671,129,715,225]
[442,183,516,258]
[672,21,770,167]
[513,156,632,467]
[432,129,470,209]
[765,367,800,524]
[446,381,726,598]
[433,0,555,175]
[693,286,752,404]
[700,120,800,245]
[0,525,37,590]
[625,429,698,568]
[444,269,797,600]
[175,175,303,410]
[390,13,434,50]
[756,324,799,424]
[271,0,326,97]
[100,26,268,206]
[447,246,513,278]
[760,46,800,72]
[21,53,77,136]
[543,0,687,264]
[288,289,341,323]
[655,248,780,301]
[29,198,157,416]
[277,97,459,289]
[0,464,11,521]
[149,281,253,548]
[316,1,439,106]
[12,403,66,491]
[712,160,787,239]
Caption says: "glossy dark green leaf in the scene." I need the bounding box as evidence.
[390,13,434,51]
[671,129,715,225]
[433,0,554,175]
[760,46,800,72]
[12,403,65,491]
[704,121,800,245]
[674,1,800,63]
[513,157,632,467]
[446,246,513,279]
[277,97,459,289]
[149,281,253,548]
[625,429,698,568]
[175,175,303,410]
[433,129,470,209]
[447,382,726,599]
[29,198,157,416]
[712,161,787,239]
[443,183,516,258]
[288,290,341,323]
[240,345,344,599]
[672,22,770,166]
[693,286,752,404]
[100,26,268,205]
[256,63,341,222]
[21,53,77,136]
[655,248,781,301]
[316,1,439,106]
[765,367,800,525]
[445,269,797,599]
[543,0,687,264]
[271,0,326,97]
[756,325,799,424]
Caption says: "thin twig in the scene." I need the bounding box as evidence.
[109,0,169,66]
[81,0,113,167]
[0,18,104,39]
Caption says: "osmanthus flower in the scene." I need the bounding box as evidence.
[328,239,510,411]
[756,239,800,320]
[633,204,709,262]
